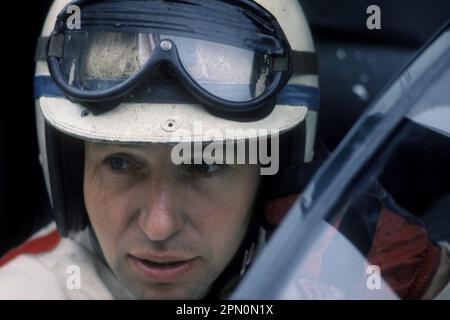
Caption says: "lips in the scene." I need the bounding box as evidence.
[129,253,198,282]
[140,260,188,268]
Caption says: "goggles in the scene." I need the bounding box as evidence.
[41,0,317,116]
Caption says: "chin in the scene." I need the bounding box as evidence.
[116,259,214,299]
[131,283,204,300]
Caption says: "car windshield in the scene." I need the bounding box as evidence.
[233,25,450,300]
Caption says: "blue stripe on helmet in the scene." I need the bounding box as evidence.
[277,84,320,111]
[34,75,65,99]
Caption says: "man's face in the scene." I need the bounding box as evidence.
[83,142,261,299]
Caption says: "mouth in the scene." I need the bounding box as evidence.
[129,254,199,282]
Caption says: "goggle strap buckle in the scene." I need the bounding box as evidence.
[273,56,290,72]
[47,34,66,59]
[35,36,50,61]
[291,51,319,76]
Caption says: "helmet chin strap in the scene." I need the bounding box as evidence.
[202,191,266,299]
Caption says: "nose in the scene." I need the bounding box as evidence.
[137,180,185,242]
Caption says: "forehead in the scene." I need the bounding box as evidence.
[85,141,171,152]
[85,142,176,161]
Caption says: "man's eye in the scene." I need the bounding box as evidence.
[104,156,135,171]
[189,163,223,175]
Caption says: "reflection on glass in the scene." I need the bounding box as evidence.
[280,114,450,299]
[62,32,157,91]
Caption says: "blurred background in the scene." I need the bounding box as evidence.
[0,0,449,255]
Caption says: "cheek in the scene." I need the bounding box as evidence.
[83,172,137,263]
[190,169,260,269]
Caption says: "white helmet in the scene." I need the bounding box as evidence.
[35,0,319,235]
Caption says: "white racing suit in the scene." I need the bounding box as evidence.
[0,223,133,299]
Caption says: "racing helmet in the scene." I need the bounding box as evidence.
[34,0,320,236]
